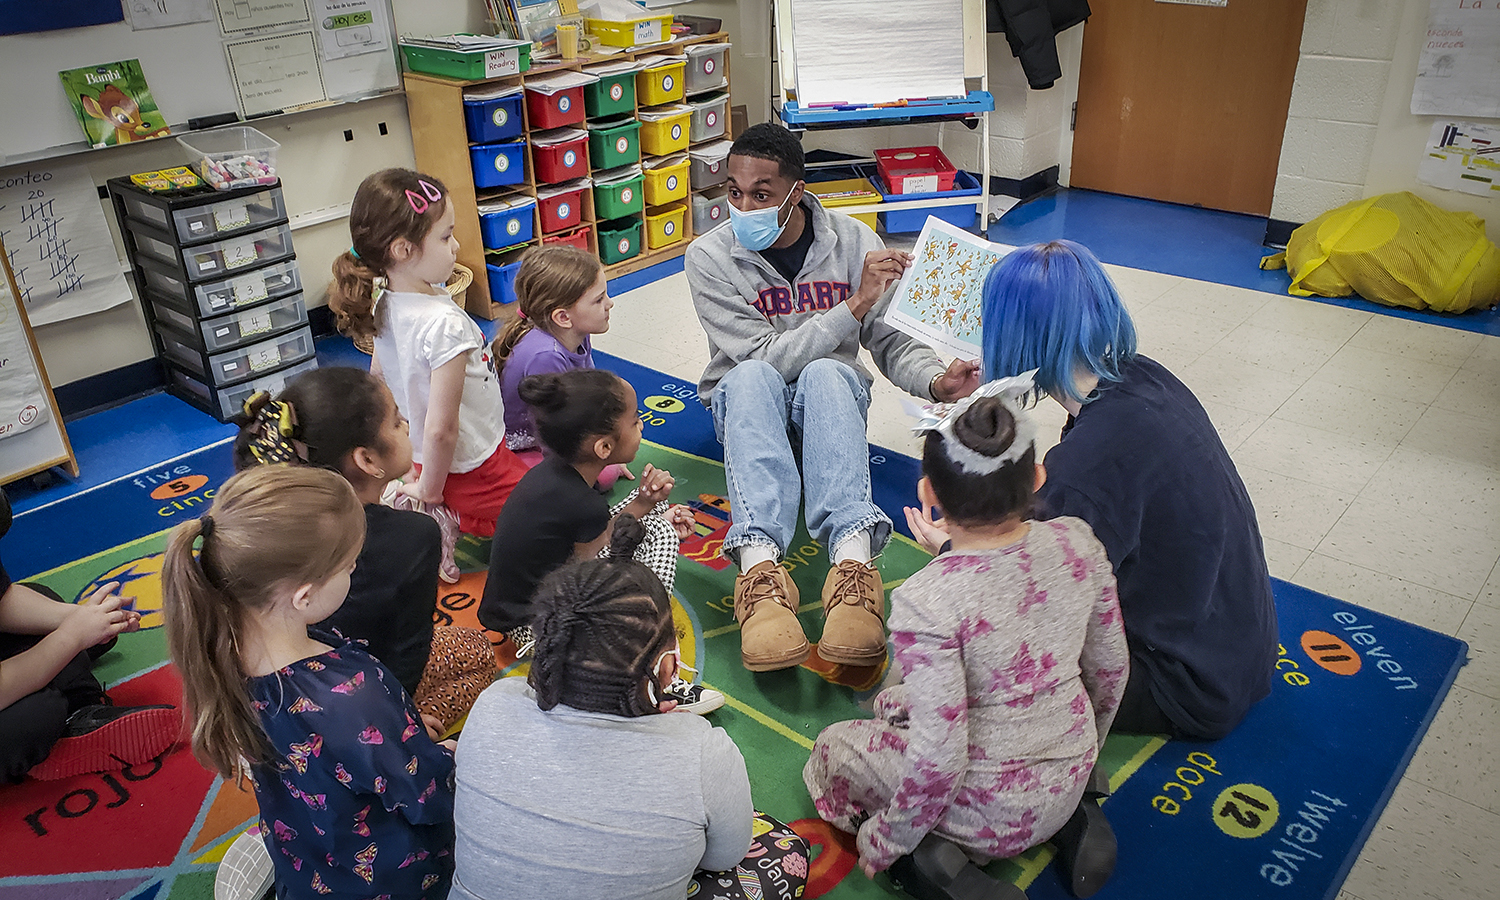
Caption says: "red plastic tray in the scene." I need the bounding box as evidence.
[874,146,957,195]
[542,223,592,252]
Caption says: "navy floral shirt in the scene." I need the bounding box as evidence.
[249,634,455,899]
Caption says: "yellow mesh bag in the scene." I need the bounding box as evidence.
[1260,192,1500,313]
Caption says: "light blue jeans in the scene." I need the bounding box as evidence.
[710,358,891,564]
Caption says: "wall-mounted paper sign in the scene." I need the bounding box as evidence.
[215,0,311,34]
[225,30,329,117]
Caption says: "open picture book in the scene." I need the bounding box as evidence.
[882,217,1016,360]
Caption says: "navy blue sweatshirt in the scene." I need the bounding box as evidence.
[1037,356,1277,739]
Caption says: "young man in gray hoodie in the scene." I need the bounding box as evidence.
[686,123,978,673]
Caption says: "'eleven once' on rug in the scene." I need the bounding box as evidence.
[0,355,1467,900]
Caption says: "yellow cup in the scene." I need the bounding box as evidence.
[557,24,579,59]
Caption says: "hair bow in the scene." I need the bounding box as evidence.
[244,393,309,465]
[911,370,1039,475]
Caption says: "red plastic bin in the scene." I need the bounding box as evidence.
[532,135,589,184]
[543,224,593,252]
[874,146,958,195]
[538,186,586,233]
[525,85,586,130]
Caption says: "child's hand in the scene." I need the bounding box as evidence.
[615,464,635,481]
[636,464,674,504]
[398,481,444,507]
[439,738,458,753]
[664,505,696,540]
[903,501,950,556]
[64,584,134,649]
[421,714,445,742]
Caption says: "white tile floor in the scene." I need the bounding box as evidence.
[595,264,1500,900]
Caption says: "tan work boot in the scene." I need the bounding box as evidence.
[734,561,809,672]
[819,559,888,666]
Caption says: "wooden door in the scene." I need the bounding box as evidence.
[1070,0,1308,216]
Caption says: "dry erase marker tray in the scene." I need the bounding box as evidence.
[148,290,308,354]
[138,254,302,319]
[778,91,995,127]
[167,358,319,422]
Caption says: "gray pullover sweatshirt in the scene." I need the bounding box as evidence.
[685,196,946,402]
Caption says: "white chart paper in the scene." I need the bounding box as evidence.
[311,0,389,61]
[884,217,1016,360]
[123,0,216,30]
[0,250,49,442]
[1412,0,1500,118]
[225,30,329,117]
[216,0,312,33]
[788,0,966,106]
[0,162,131,326]
[1417,120,1500,197]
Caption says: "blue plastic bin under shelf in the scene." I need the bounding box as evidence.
[470,142,527,189]
[464,94,525,143]
[486,258,524,304]
[480,199,537,250]
[875,169,983,233]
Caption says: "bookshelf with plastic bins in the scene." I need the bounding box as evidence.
[402,32,731,319]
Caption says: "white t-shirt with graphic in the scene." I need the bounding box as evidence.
[373,290,504,473]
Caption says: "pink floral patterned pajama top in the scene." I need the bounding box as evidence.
[803,516,1128,872]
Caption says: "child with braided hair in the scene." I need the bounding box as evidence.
[804,374,1128,900]
[453,516,809,900]
[233,367,494,732]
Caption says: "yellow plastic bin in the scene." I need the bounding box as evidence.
[642,157,690,205]
[639,109,691,155]
[636,60,686,106]
[645,202,687,249]
[585,14,672,48]
[809,177,883,231]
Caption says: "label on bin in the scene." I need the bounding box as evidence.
[495,154,511,173]
[224,238,258,269]
[214,202,250,232]
[564,149,577,167]
[558,202,571,219]
[664,221,675,236]
[507,219,521,236]
[616,137,629,154]
[231,274,269,306]
[249,345,283,372]
[710,205,722,220]
[635,19,662,44]
[671,124,682,140]
[706,111,717,127]
[618,238,630,254]
[194,252,219,273]
[621,187,633,203]
[667,174,678,190]
[492,108,509,127]
[902,174,940,194]
[558,96,572,112]
[240,311,273,338]
[704,59,716,74]
[484,47,520,78]
[610,84,623,101]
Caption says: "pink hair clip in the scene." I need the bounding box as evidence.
[405,179,443,214]
[516,309,527,319]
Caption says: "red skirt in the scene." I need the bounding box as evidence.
[414,444,528,538]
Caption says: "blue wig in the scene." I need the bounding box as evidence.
[980,240,1136,405]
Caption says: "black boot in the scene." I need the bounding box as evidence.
[1049,798,1116,899]
[889,834,1028,900]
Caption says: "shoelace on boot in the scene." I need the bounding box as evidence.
[824,560,883,615]
[734,568,795,621]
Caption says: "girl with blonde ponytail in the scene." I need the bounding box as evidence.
[162,466,456,900]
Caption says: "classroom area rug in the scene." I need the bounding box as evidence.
[0,354,1468,900]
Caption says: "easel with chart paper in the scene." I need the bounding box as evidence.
[0,237,78,485]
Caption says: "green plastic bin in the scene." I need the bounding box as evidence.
[585,72,636,118]
[587,118,641,170]
[399,40,532,80]
[598,216,643,265]
[594,173,645,219]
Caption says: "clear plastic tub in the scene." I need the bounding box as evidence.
[117,187,286,245]
[684,43,730,94]
[169,359,319,421]
[151,292,308,353]
[176,126,280,191]
[689,140,731,190]
[687,92,728,143]
[691,188,729,233]
[141,256,303,318]
[159,323,315,386]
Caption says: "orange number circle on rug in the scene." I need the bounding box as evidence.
[1300,630,1362,676]
[788,818,857,897]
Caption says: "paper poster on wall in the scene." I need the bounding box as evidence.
[1412,0,1500,118]
[311,0,388,60]
[0,263,49,442]
[123,0,215,30]
[225,31,328,117]
[883,217,1016,360]
[0,162,132,327]
[1418,120,1500,197]
[215,0,311,34]
[789,0,966,106]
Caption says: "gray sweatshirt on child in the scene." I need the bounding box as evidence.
[685,196,947,402]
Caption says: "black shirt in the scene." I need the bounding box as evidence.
[1037,356,1277,740]
[0,487,11,599]
[318,504,440,695]
[480,455,610,633]
[758,198,815,284]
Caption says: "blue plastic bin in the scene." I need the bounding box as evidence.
[875,169,983,233]
[480,199,537,250]
[470,142,527,188]
[486,258,524,304]
[464,94,525,143]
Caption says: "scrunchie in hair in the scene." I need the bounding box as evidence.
[243,393,309,465]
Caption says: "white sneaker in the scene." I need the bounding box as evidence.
[215,830,274,900]
[665,666,724,716]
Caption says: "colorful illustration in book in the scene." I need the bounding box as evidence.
[883,217,1015,359]
[59,60,172,148]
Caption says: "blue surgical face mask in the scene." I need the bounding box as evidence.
[728,182,800,252]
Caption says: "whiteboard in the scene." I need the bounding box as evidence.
[0,4,400,162]
[0,237,76,486]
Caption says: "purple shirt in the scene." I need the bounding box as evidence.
[501,327,595,451]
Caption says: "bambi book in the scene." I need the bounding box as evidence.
[59,59,172,149]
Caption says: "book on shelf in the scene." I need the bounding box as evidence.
[58,59,171,149]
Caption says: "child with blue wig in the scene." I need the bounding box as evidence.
[972,240,1277,744]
